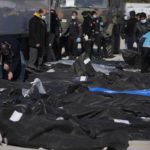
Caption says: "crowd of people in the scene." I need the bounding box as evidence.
[120,10,150,72]
[27,8,108,70]
[0,8,106,82]
[1,7,150,82]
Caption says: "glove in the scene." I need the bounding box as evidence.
[133,42,137,48]
[36,43,40,48]
[76,37,81,43]
[100,22,104,26]
[84,35,89,41]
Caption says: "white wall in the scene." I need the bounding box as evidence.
[125,3,150,16]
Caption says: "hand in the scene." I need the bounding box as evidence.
[84,35,89,41]
[3,63,10,71]
[8,71,13,81]
[133,42,137,48]
[36,43,40,48]
[76,37,81,43]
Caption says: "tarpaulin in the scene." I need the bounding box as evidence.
[88,87,150,97]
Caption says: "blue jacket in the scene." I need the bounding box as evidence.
[141,32,150,48]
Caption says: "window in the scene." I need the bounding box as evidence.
[60,0,109,8]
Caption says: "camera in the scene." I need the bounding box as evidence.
[0,42,11,56]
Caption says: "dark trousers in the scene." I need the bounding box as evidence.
[125,36,134,49]
[28,47,45,67]
[53,37,62,60]
[19,51,26,82]
[141,47,150,73]
[93,34,103,57]
[46,34,56,62]
[82,40,92,58]
[60,36,69,56]
[68,36,78,58]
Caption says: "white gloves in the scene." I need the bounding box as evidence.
[84,35,89,41]
[133,42,137,48]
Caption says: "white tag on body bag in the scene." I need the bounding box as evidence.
[80,76,87,82]
[9,110,23,122]
[84,58,91,65]
[114,119,130,125]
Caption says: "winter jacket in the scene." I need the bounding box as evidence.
[29,13,47,49]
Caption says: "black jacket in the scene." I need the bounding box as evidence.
[50,12,62,37]
[134,20,150,42]
[91,17,103,36]
[82,16,92,37]
[125,18,137,38]
[65,19,81,39]
[29,16,47,49]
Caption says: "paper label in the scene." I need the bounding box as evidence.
[10,111,23,122]
[47,69,55,73]
[56,117,64,121]
[80,76,87,82]
[114,119,130,125]
[141,117,150,121]
[84,58,91,65]
[0,88,6,92]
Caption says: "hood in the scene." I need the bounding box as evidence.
[33,12,41,18]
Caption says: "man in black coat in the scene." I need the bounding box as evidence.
[64,11,81,59]
[28,8,47,69]
[91,11,104,58]
[47,8,62,61]
[134,12,150,73]
[124,11,138,49]
[81,11,93,58]
[133,12,150,45]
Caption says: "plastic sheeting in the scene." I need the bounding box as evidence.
[1,62,150,149]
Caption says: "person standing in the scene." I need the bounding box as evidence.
[124,11,138,50]
[81,11,93,58]
[64,11,81,59]
[28,8,47,69]
[135,13,150,73]
[50,8,62,60]
[133,12,150,47]
[91,10,104,58]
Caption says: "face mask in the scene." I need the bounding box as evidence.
[41,15,46,20]
[141,19,147,24]
[100,22,104,26]
[71,16,76,20]
[93,15,97,18]
[124,16,128,20]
